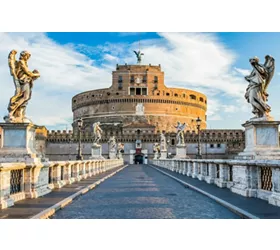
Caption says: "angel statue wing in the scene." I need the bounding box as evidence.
[8,50,18,78]
[180,122,186,131]
[263,55,275,94]
[133,50,139,57]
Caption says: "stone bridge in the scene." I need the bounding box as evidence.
[1,159,280,219]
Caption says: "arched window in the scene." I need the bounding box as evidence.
[190,94,196,100]
[199,97,204,102]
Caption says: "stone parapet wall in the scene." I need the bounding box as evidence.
[152,158,280,207]
[0,158,124,209]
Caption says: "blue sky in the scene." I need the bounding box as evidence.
[1,32,280,131]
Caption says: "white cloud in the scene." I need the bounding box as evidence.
[234,67,250,76]
[222,105,238,113]
[103,53,118,62]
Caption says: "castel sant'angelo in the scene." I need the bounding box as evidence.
[72,62,207,133]
[43,52,245,163]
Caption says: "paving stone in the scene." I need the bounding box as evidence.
[53,165,239,219]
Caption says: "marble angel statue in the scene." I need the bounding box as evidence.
[174,121,187,145]
[92,122,103,146]
[4,50,40,123]
[244,55,275,120]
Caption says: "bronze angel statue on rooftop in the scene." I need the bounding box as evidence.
[244,55,275,120]
[133,50,144,64]
[4,50,40,123]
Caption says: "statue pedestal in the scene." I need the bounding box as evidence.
[90,144,104,160]
[236,120,280,160]
[153,152,159,160]
[0,123,40,163]
[117,152,123,159]
[174,144,188,159]
[159,150,167,159]
[0,123,51,200]
[109,149,116,159]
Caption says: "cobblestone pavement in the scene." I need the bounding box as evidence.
[53,164,239,219]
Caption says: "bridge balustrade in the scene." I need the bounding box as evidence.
[0,158,124,209]
[152,158,280,208]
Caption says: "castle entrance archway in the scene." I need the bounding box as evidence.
[134,154,144,164]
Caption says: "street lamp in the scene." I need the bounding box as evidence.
[196,117,202,159]
[76,118,83,160]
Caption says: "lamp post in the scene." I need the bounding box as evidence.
[196,117,202,159]
[76,118,83,160]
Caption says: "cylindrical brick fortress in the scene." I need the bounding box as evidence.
[72,64,207,132]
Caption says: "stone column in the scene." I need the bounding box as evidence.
[215,163,228,188]
[192,161,198,178]
[269,167,280,206]
[182,161,187,175]
[187,161,192,176]
[64,162,73,184]
[79,162,86,179]
[72,162,81,182]
[0,168,14,209]
[170,161,175,171]
[198,162,206,181]
[52,164,65,188]
[205,163,215,184]
[24,165,34,199]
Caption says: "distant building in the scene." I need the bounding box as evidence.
[44,61,245,163]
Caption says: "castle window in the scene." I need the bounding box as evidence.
[199,97,204,102]
[130,75,135,83]
[118,76,123,89]
[210,144,214,148]
[92,95,94,97]
[166,93,170,96]
[112,106,115,110]
[73,100,76,103]
[136,88,141,95]
[205,100,207,104]
[116,92,119,95]
[154,76,158,83]
[174,93,178,97]
[157,93,160,96]
[183,93,186,98]
[118,75,122,83]
[130,88,135,95]
[171,139,175,145]
[217,144,221,148]
[142,88,147,95]
[190,94,196,100]
[107,92,111,96]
